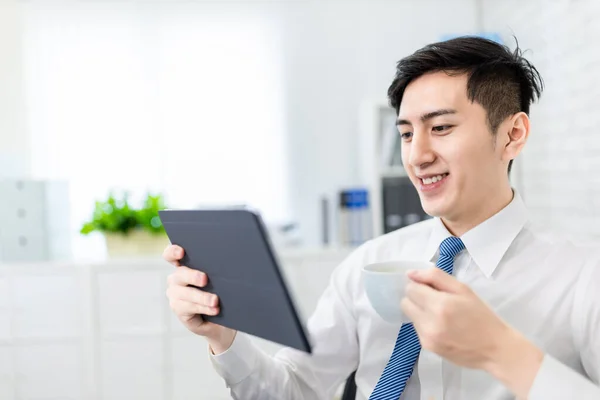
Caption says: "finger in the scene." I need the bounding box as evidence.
[400,296,424,324]
[163,245,185,266]
[407,267,465,294]
[405,281,441,309]
[170,266,207,288]
[170,299,219,316]
[170,285,219,308]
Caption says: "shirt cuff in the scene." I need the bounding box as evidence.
[529,354,600,399]
[209,332,259,386]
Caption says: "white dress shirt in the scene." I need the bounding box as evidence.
[210,192,600,399]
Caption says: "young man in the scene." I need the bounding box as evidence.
[164,37,600,399]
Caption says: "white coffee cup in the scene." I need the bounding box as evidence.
[362,260,435,324]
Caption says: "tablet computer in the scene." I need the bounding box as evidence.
[158,207,312,353]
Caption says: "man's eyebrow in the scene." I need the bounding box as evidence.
[396,109,457,126]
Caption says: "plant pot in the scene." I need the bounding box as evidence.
[104,230,168,258]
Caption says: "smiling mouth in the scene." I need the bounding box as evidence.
[419,173,449,185]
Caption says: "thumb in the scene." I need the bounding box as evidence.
[407,267,465,294]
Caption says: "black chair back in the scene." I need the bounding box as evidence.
[340,371,357,400]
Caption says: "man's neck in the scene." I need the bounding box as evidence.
[441,188,515,237]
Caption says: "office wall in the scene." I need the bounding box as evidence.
[281,0,480,246]
[3,0,480,247]
[0,0,29,178]
[482,0,600,241]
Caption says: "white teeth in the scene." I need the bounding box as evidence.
[422,174,446,185]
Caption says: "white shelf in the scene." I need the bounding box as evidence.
[358,99,401,238]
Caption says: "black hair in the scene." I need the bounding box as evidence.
[387,36,544,174]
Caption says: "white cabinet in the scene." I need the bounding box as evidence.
[0,377,14,400]
[14,343,83,399]
[0,346,14,400]
[168,308,189,335]
[0,266,86,400]
[0,276,10,341]
[100,337,165,400]
[95,266,170,400]
[97,268,168,336]
[0,248,351,400]
[12,275,81,338]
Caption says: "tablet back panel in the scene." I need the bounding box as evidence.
[159,209,312,353]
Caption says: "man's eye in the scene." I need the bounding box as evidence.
[400,132,413,140]
[433,125,452,132]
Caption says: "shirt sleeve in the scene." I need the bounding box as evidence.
[208,243,368,400]
[528,355,600,399]
[529,249,600,400]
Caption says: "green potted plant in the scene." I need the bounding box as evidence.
[80,191,169,258]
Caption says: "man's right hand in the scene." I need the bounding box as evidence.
[164,244,237,354]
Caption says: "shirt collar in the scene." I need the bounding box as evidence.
[425,191,529,278]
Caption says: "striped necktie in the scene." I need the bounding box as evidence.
[369,236,465,400]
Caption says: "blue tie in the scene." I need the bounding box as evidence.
[369,237,465,400]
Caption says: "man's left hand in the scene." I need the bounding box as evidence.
[401,267,544,399]
[401,267,507,369]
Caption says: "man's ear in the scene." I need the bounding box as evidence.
[502,112,530,162]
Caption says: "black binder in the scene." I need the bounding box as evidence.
[382,176,429,233]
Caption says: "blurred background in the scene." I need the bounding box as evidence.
[1,0,599,399]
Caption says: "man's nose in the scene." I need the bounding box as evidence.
[408,131,435,168]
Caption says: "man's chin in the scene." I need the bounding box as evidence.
[420,200,449,219]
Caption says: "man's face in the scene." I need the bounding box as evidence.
[398,71,510,222]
